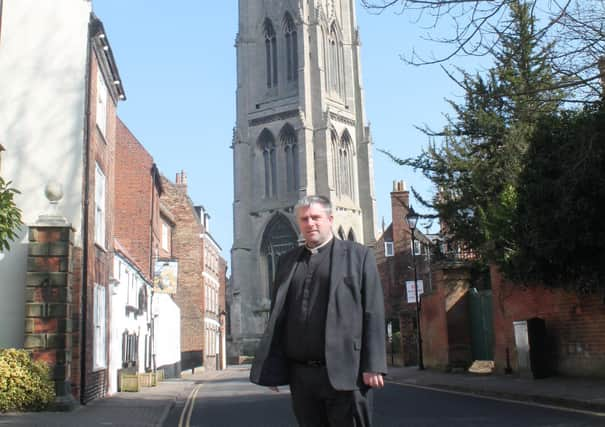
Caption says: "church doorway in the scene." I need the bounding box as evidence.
[260,214,298,298]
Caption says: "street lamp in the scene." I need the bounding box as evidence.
[406,206,425,370]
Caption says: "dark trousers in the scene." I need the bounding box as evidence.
[288,363,373,427]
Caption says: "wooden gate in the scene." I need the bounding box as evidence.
[469,288,494,360]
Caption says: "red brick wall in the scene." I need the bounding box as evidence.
[25,226,74,400]
[114,118,161,280]
[375,185,433,365]
[420,269,450,369]
[375,188,414,325]
[160,176,205,364]
[491,266,605,377]
[71,49,118,403]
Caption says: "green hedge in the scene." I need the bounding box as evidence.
[0,349,55,412]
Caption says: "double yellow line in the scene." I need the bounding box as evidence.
[178,384,203,427]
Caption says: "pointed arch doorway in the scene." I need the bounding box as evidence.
[260,214,298,299]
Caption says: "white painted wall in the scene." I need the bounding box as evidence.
[153,293,181,372]
[0,0,92,348]
[108,255,152,394]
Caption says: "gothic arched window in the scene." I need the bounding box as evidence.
[261,214,298,298]
[258,129,277,198]
[340,130,354,199]
[264,19,278,88]
[280,123,299,193]
[331,129,340,196]
[332,129,355,199]
[328,22,344,97]
[284,13,298,82]
[337,226,346,240]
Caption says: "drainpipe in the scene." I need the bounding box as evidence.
[79,16,94,404]
[149,166,156,372]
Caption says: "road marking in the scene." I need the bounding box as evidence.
[387,380,605,417]
[178,384,202,427]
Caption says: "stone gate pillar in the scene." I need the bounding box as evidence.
[24,224,76,409]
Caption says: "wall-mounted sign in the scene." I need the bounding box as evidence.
[153,259,178,294]
[405,280,424,304]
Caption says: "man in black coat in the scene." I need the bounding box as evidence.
[250,195,387,426]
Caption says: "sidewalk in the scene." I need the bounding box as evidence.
[1,366,603,426]
[387,365,605,413]
[0,369,212,427]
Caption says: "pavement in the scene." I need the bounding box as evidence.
[387,366,605,414]
[1,365,604,426]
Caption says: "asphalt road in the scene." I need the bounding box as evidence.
[164,367,604,427]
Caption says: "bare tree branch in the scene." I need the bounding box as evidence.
[361,0,605,101]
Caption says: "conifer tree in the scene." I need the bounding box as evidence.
[396,1,563,267]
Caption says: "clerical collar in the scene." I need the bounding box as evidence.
[305,236,333,254]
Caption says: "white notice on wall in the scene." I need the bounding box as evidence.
[405,280,424,304]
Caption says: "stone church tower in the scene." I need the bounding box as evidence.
[230,0,377,357]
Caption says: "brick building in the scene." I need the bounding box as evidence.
[198,206,226,370]
[377,180,605,377]
[160,172,228,373]
[0,2,126,405]
[114,119,164,281]
[218,257,228,370]
[160,172,202,371]
[70,16,125,403]
[111,118,181,392]
[375,181,431,367]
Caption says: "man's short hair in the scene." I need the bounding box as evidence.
[295,195,332,216]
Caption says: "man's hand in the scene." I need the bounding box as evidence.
[362,372,384,389]
[269,386,280,392]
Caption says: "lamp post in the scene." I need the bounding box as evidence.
[406,206,424,370]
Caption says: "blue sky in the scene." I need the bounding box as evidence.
[94,1,472,261]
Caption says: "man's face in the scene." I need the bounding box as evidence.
[296,203,334,248]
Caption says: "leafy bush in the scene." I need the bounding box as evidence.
[0,349,55,412]
[0,176,23,251]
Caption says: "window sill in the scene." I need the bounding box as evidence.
[94,241,107,252]
[92,364,107,372]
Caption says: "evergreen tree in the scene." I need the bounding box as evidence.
[514,103,605,291]
[396,1,563,267]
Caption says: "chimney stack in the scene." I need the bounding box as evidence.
[390,179,411,245]
[175,170,187,193]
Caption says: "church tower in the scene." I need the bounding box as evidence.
[230,0,377,357]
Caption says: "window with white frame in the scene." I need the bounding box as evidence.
[412,239,422,256]
[94,164,106,248]
[384,241,394,257]
[96,70,108,138]
[161,222,170,252]
[93,284,107,369]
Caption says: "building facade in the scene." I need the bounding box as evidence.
[230,0,378,358]
[0,0,127,403]
[375,181,432,367]
[111,118,181,392]
[161,173,228,372]
[198,206,225,370]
